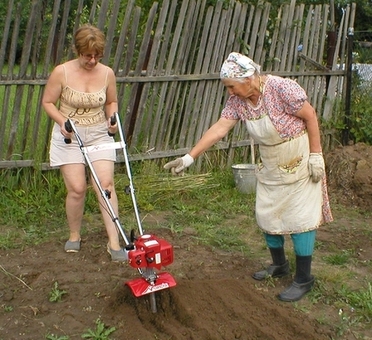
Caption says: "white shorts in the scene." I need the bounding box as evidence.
[49,121,116,167]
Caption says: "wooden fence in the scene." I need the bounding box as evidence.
[0,0,356,170]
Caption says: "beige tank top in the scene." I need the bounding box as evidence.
[59,64,108,125]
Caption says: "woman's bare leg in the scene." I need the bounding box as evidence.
[60,163,87,242]
[90,160,121,251]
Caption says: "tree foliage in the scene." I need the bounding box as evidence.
[0,0,371,64]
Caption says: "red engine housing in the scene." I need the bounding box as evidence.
[128,234,174,270]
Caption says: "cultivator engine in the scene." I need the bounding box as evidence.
[126,234,176,302]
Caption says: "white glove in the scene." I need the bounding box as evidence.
[308,153,325,183]
[164,154,194,176]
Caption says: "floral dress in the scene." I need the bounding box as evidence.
[222,75,333,234]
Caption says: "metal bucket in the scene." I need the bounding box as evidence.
[231,164,257,194]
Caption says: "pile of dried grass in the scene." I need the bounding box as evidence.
[116,172,220,199]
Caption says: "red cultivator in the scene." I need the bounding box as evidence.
[65,113,176,312]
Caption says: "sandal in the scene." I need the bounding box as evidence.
[107,243,128,262]
[64,239,81,253]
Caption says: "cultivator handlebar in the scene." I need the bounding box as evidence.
[64,113,176,312]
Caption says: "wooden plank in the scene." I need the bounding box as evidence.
[310,6,323,110]
[286,4,304,71]
[112,0,135,73]
[20,86,35,156]
[0,139,257,170]
[67,0,85,61]
[42,0,62,74]
[323,5,347,120]
[280,0,296,71]
[151,0,190,149]
[254,3,271,67]
[164,0,203,152]
[156,0,195,150]
[318,5,329,65]
[5,0,39,159]
[149,0,185,150]
[0,69,346,86]
[97,0,110,30]
[313,5,329,114]
[182,0,207,73]
[0,87,12,159]
[170,0,205,149]
[266,5,281,72]
[196,0,225,141]
[56,0,72,64]
[122,6,141,77]
[140,1,178,151]
[118,6,141,138]
[0,0,14,77]
[222,2,249,165]
[6,2,22,79]
[292,4,305,69]
[276,4,289,71]
[248,5,262,59]
[183,5,215,148]
[124,2,158,143]
[300,5,314,96]
[6,85,25,159]
[88,0,99,24]
[177,1,210,149]
[131,0,172,149]
[242,3,255,56]
[18,0,39,79]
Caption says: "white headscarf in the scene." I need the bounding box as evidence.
[220,52,261,79]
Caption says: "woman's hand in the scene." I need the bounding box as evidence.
[107,115,118,137]
[164,154,194,176]
[308,153,325,182]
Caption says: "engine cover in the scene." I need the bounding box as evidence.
[128,234,174,270]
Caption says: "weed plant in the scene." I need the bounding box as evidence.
[45,334,69,340]
[81,318,116,340]
[48,281,67,302]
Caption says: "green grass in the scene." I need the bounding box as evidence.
[1,161,372,339]
[0,167,99,249]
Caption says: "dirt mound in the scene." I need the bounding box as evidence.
[326,142,372,209]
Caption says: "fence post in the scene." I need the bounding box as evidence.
[342,26,354,146]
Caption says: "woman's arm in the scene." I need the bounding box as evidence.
[295,100,324,182]
[164,117,238,175]
[188,117,239,159]
[294,101,322,153]
[42,65,66,127]
[104,67,118,118]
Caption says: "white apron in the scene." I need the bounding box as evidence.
[245,116,323,235]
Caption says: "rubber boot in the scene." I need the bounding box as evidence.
[252,247,289,281]
[278,255,314,302]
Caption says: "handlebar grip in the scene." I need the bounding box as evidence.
[110,114,117,126]
[64,120,72,144]
[108,114,117,137]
